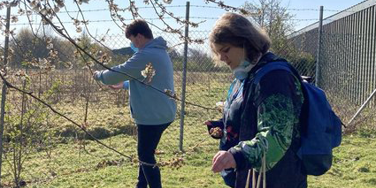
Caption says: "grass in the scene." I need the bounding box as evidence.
[308,130,376,188]
[2,125,376,187]
[1,122,227,188]
[1,78,376,187]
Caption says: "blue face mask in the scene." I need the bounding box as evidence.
[130,42,139,52]
[233,60,253,80]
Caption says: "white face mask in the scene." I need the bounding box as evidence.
[233,60,253,80]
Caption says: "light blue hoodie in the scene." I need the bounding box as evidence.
[97,37,176,125]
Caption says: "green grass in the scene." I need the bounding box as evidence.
[2,125,376,187]
[308,130,376,188]
[1,123,227,188]
[1,80,376,187]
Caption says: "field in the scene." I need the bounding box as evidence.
[0,70,376,187]
[1,114,376,187]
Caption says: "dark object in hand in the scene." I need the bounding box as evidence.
[210,127,223,138]
[205,120,224,139]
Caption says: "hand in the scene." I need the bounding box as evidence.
[93,71,102,81]
[205,121,223,139]
[205,120,224,139]
[109,82,124,90]
[212,151,236,173]
[216,101,225,113]
[204,120,224,129]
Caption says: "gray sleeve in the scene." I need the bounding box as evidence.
[100,52,147,85]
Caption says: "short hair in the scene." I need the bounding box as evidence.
[125,19,153,39]
[209,13,271,65]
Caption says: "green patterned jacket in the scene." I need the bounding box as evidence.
[228,52,307,188]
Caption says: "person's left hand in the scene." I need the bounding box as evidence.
[109,82,124,89]
[212,151,236,173]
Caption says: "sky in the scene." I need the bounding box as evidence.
[0,0,367,49]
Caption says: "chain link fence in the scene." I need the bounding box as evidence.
[290,1,376,131]
[0,27,233,185]
[1,2,376,186]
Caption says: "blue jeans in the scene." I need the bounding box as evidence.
[136,122,170,188]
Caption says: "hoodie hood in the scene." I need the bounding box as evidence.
[143,36,167,50]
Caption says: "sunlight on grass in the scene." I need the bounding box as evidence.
[1,80,376,187]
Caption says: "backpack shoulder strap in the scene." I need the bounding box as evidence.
[250,54,306,110]
[253,51,305,85]
[254,61,295,85]
[252,52,299,83]
[243,53,303,107]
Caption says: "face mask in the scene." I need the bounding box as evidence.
[130,42,139,52]
[233,60,253,80]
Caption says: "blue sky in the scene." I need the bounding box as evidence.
[0,0,365,48]
[81,0,364,32]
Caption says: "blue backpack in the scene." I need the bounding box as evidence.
[253,57,342,176]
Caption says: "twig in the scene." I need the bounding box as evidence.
[0,72,158,167]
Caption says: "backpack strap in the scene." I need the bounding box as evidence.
[253,62,293,85]
[252,61,298,107]
[257,61,346,129]
[243,52,300,107]
[253,52,303,85]
[251,56,308,156]
[252,59,308,119]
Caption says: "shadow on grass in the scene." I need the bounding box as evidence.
[57,124,137,140]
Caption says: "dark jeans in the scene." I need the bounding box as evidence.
[136,122,170,188]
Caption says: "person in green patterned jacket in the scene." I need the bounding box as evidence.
[208,12,307,188]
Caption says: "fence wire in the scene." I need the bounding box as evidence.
[1,4,376,186]
[290,3,376,130]
[0,28,232,186]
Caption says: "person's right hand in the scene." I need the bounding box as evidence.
[212,151,236,173]
[109,82,124,90]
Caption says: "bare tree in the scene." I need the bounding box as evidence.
[188,48,215,72]
[243,0,315,77]
[10,28,50,68]
[243,0,295,55]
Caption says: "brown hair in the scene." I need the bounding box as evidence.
[209,13,271,65]
[125,19,153,39]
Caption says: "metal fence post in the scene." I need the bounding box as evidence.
[347,88,376,126]
[316,6,323,87]
[179,1,190,152]
[0,5,12,186]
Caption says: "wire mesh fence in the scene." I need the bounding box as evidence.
[290,2,376,131]
[0,24,372,187]
[0,27,233,186]
[1,1,376,186]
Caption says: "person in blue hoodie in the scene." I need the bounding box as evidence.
[93,19,176,188]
